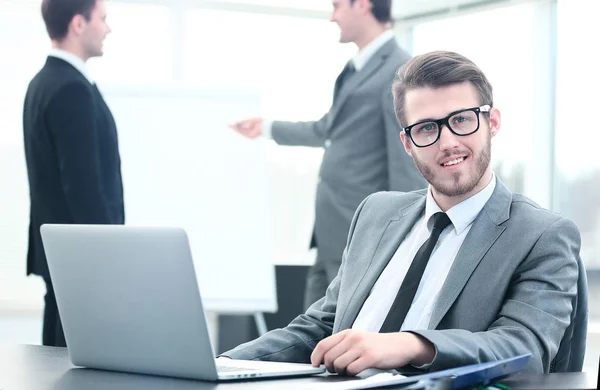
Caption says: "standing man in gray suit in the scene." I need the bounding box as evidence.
[230,0,426,309]
[222,51,583,374]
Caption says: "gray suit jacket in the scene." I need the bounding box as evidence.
[271,38,427,261]
[225,179,580,373]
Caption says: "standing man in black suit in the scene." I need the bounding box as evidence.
[22,0,124,347]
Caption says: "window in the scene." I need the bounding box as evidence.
[0,1,48,148]
[411,2,552,207]
[0,0,48,310]
[557,1,600,374]
[182,9,353,119]
[555,0,600,270]
[88,3,174,85]
[212,0,330,11]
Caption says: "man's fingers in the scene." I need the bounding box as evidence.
[322,335,354,372]
[345,356,372,376]
[228,120,251,129]
[311,332,346,367]
[329,347,362,375]
[248,127,261,138]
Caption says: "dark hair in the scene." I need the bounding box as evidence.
[392,51,494,127]
[41,0,97,41]
[350,0,392,24]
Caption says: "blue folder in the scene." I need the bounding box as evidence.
[400,353,529,389]
[427,353,531,389]
[348,354,531,389]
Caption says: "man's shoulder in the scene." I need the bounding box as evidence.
[510,193,560,219]
[361,189,426,215]
[384,40,411,66]
[506,192,579,234]
[369,188,426,201]
[31,60,90,93]
[376,41,410,83]
[25,68,95,121]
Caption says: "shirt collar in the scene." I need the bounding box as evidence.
[424,172,497,235]
[48,48,94,84]
[351,29,395,72]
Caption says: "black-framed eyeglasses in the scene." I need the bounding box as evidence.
[402,105,492,148]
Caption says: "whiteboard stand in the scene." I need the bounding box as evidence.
[253,313,268,335]
[205,296,277,337]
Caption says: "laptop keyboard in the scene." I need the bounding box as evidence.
[217,365,259,372]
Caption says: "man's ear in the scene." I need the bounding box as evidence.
[354,0,372,13]
[69,14,87,37]
[489,107,501,137]
[400,132,412,157]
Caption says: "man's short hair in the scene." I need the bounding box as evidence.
[392,51,494,128]
[41,0,97,41]
[350,0,392,24]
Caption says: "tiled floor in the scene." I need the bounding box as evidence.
[0,313,598,377]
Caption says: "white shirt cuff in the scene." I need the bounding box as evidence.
[262,119,273,139]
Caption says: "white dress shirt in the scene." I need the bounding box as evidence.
[352,174,497,332]
[48,48,94,85]
[262,30,396,139]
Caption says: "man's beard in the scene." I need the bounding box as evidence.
[413,134,491,197]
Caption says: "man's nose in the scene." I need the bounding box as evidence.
[437,124,460,150]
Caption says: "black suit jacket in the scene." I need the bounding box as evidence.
[23,56,125,277]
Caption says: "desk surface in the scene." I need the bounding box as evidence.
[0,345,595,390]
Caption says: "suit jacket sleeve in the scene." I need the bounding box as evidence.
[46,82,112,223]
[223,195,371,362]
[410,217,579,373]
[270,112,329,147]
[381,85,427,192]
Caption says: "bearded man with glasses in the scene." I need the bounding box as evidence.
[221,51,585,376]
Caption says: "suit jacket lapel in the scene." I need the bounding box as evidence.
[338,195,426,330]
[428,180,513,329]
[326,39,398,130]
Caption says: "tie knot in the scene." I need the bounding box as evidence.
[433,212,451,231]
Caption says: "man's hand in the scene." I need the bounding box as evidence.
[310,330,435,376]
[229,117,263,139]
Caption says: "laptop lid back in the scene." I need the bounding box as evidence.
[40,224,220,380]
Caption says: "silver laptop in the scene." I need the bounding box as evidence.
[40,224,325,381]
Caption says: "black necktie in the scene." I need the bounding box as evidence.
[333,61,356,101]
[379,212,452,333]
